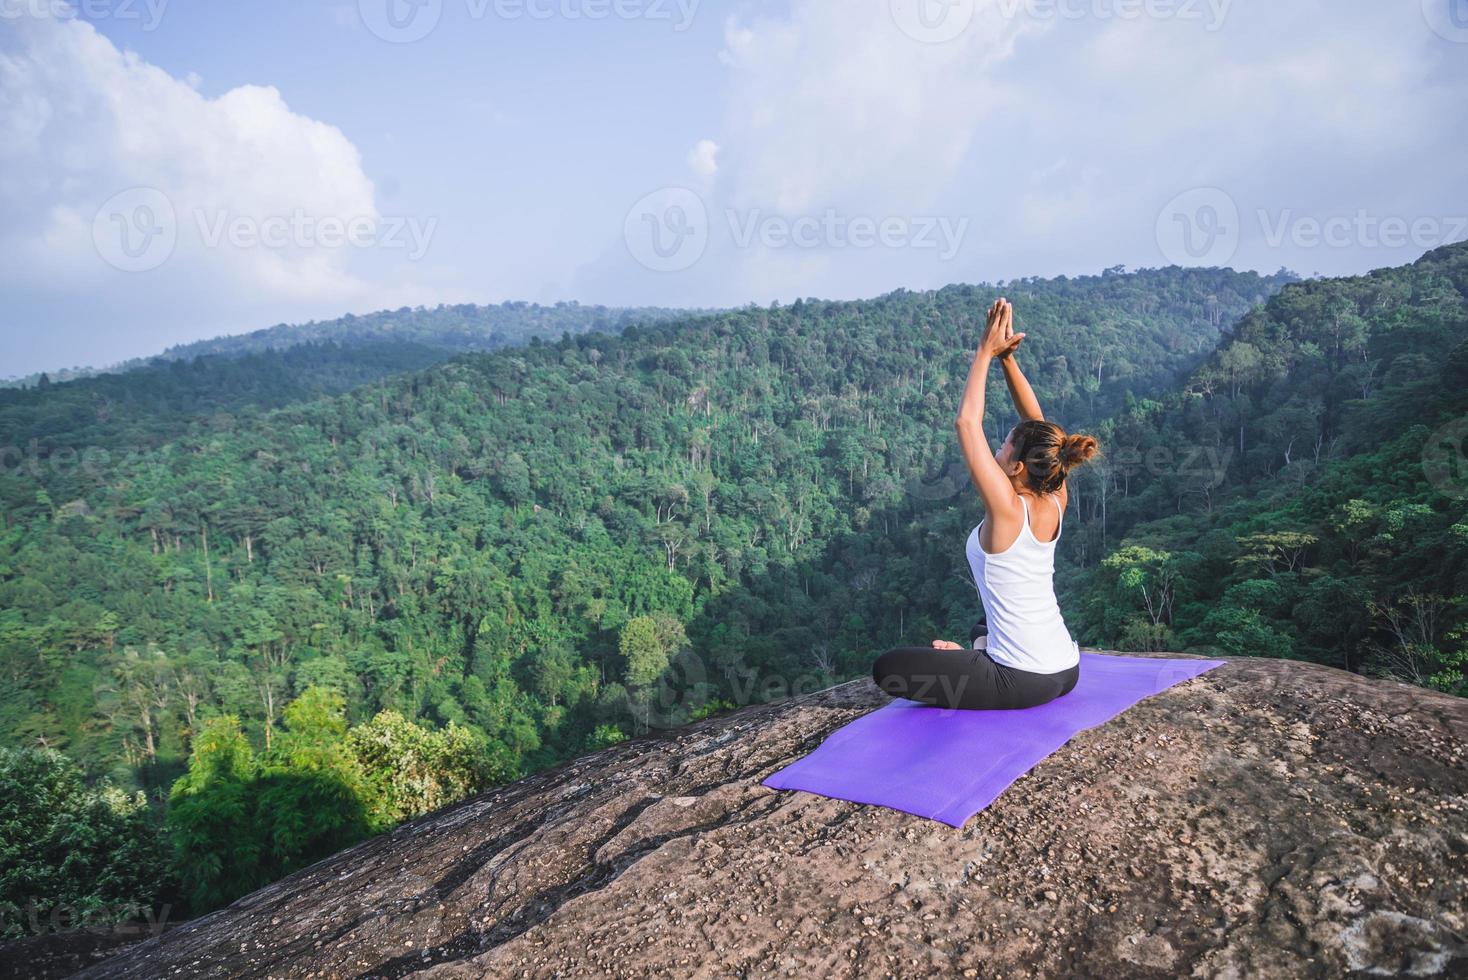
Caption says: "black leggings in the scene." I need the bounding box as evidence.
[871,644,1080,711]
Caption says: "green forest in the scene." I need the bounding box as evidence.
[4,249,1466,937]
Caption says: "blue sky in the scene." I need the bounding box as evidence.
[2,0,1466,375]
[103,2,723,290]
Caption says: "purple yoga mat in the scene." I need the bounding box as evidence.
[763,652,1226,828]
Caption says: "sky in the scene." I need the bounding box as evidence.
[1,0,1465,375]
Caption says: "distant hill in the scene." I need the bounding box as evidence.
[146,301,703,363]
[0,302,699,458]
[0,301,698,389]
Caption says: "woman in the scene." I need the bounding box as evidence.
[872,298,1099,710]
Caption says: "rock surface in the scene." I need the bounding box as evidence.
[79,654,1467,979]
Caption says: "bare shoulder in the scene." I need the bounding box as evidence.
[983,489,1026,534]
[978,490,1026,553]
[986,488,1025,520]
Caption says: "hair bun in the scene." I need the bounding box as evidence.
[1058,433,1100,470]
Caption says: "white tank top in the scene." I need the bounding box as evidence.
[965,494,1081,674]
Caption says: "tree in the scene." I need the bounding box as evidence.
[346,709,504,827]
[619,617,669,688]
[167,716,261,910]
[98,645,174,765]
[1233,532,1317,577]
[0,748,170,939]
[1098,546,1181,629]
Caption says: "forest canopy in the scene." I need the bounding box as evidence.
[6,250,1466,926]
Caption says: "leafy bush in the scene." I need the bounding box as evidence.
[0,748,172,938]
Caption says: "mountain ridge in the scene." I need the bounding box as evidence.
[2,301,700,389]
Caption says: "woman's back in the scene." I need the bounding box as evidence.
[872,297,1094,711]
[966,494,1080,674]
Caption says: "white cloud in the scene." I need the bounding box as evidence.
[714,0,1034,215]
[983,4,1468,276]
[687,138,720,177]
[0,8,441,368]
[577,0,1466,309]
[570,0,1039,308]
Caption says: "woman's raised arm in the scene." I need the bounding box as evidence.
[986,299,1042,421]
[955,300,1022,512]
[999,349,1044,421]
